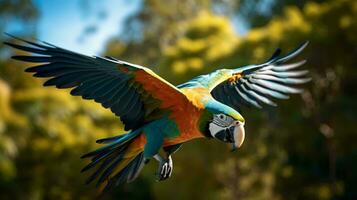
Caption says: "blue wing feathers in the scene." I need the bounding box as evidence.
[123,94,141,117]
[199,42,310,110]
[96,134,126,144]
[80,129,143,187]
[276,41,309,64]
[5,35,158,130]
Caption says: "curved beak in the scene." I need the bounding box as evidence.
[231,123,245,152]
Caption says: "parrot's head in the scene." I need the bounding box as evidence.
[204,101,246,151]
[208,113,245,151]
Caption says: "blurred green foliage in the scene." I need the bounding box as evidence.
[0,0,356,199]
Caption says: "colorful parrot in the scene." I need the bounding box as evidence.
[5,34,310,191]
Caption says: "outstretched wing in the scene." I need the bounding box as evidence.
[5,34,190,130]
[179,42,310,111]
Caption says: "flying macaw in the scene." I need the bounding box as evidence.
[5,34,310,191]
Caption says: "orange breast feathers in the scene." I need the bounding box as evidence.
[134,70,208,145]
[163,87,211,144]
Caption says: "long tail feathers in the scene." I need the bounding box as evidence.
[81,130,145,191]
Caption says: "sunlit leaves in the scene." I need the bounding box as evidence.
[160,11,237,80]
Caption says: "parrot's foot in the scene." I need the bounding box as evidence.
[154,154,173,181]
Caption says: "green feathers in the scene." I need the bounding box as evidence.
[198,110,214,137]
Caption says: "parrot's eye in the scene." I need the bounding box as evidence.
[212,114,233,128]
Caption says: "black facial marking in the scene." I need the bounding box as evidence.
[215,126,235,143]
[227,126,235,143]
[215,130,226,141]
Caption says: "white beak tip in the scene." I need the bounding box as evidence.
[233,124,245,149]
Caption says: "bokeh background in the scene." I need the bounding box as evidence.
[0,0,356,199]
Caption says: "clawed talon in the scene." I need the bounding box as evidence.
[154,154,173,181]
